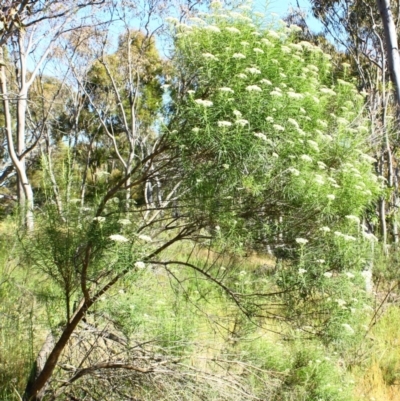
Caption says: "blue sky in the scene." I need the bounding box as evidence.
[267,0,310,15]
[256,0,323,32]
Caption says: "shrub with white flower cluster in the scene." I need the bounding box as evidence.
[168,3,380,341]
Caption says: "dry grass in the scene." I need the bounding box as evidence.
[354,306,400,401]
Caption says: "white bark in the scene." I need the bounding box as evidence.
[0,46,34,230]
[377,0,400,111]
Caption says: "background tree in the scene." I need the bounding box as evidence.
[0,0,112,229]
[305,0,400,245]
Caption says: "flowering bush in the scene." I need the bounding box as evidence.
[168,4,380,338]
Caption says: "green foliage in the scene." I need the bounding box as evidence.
[86,30,163,135]
[167,5,380,337]
[0,229,35,399]
[170,6,378,237]
[1,4,393,400]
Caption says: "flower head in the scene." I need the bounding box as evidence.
[194,99,213,107]
[346,215,360,224]
[343,235,357,241]
[273,124,285,131]
[267,30,280,39]
[300,154,312,162]
[235,119,249,126]
[342,323,355,335]
[204,25,221,33]
[288,167,300,176]
[246,85,262,92]
[138,234,153,242]
[362,232,378,242]
[314,175,324,185]
[225,26,241,34]
[134,261,146,269]
[245,67,261,75]
[296,238,309,245]
[270,90,282,97]
[260,78,272,85]
[336,299,347,307]
[219,87,234,93]
[218,121,232,127]
[287,118,299,128]
[232,53,246,59]
[320,87,336,96]
[202,52,218,60]
[254,132,267,140]
[307,140,319,150]
[109,234,129,243]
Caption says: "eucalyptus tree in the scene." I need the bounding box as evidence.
[308,0,400,244]
[0,0,112,229]
[71,29,164,210]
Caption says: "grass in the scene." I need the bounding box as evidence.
[1,225,400,400]
[354,306,400,401]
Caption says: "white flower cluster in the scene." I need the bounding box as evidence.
[235,119,249,126]
[260,78,272,85]
[346,215,360,224]
[334,231,356,241]
[273,124,285,131]
[109,234,129,243]
[245,85,262,92]
[288,167,300,176]
[254,132,267,140]
[194,99,213,107]
[300,154,312,162]
[202,52,218,60]
[287,91,304,100]
[270,90,282,97]
[204,25,221,33]
[245,67,261,75]
[287,118,299,128]
[225,27,241,34]
[219,87,234,93]
[320,87,336,96]
[138,234,153,242]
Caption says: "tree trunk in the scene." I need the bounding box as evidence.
[377,0,400,114]
[0,46,34,230]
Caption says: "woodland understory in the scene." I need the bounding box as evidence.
[2,0,400,400]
